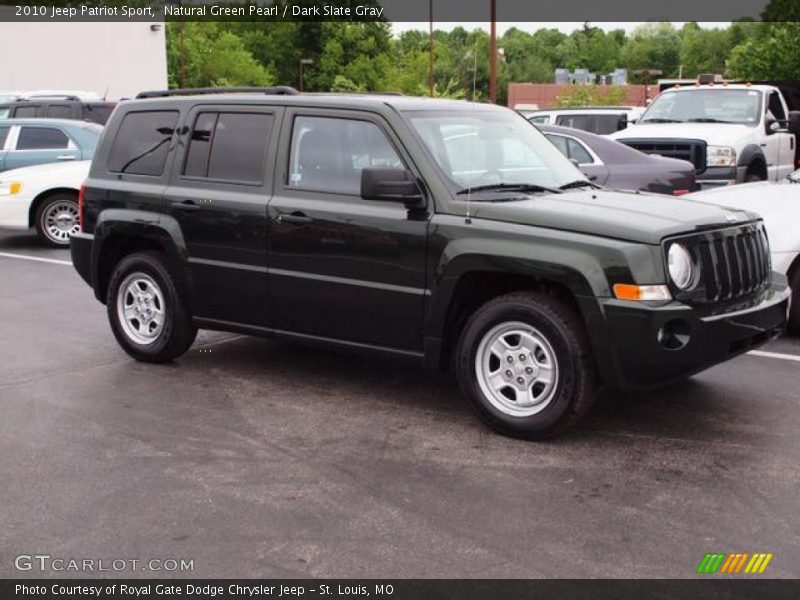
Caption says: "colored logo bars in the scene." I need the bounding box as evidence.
[697,552,773,574]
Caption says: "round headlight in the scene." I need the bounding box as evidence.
[668,243,694,290]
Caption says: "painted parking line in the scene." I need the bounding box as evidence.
[0,251,71,266]
[748,350,800,363]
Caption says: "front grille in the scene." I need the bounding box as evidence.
[668,223,771,306]
[620,138,707,173]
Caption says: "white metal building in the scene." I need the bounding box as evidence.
[0,20,167,100]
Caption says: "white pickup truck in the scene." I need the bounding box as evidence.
[612,82,800,190]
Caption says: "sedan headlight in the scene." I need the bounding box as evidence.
[0,181,22,196]
[706,145,737,167]
[668,243,695,290]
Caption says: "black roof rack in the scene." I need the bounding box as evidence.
[135,86,300,99]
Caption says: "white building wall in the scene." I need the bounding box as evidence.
[0,21,167,100]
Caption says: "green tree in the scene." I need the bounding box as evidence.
[727,22,800,80]
[166,22,274,88]
[621,23,682,78]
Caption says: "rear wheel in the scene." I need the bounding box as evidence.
[744,165,765,183]
[106,251,197,363]
[34,193,79,247]
[454,292,596,440]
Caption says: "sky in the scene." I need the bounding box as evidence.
[391,22,732,36]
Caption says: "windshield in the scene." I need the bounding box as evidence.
[405,109,583,191]
[641,89,762,126]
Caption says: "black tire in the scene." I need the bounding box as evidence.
[34,193,79,248]
[789,266,800,335]
[744,168,765,183]
[454,291,596,440]
[106,251,197,363]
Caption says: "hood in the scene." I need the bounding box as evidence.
[612,122,755,147]
[467,189,759,245]
[0,160,91,181]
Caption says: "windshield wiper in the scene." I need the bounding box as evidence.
[559,179,600,190]
[641,118,684,123]
[456,183,561,195]
[686,118,735,124]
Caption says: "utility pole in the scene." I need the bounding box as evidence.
[429,0,434,97]
[489,0,497,103]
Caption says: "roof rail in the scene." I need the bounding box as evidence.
[18,95,82,102]
[135,86,300,99]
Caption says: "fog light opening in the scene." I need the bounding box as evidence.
[657,319,691,350]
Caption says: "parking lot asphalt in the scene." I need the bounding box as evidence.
[0,229,799,579]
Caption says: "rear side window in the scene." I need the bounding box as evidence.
[84,104,115,125]
[13,105,39,118]
[107,110,178,176]
[183,111,273,183]
[46,105,72,119]
[0,126,9,148]
[567,138,593,164]
[17,127,70,150]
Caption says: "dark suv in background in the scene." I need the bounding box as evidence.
[71,87,790,439]
[0,95,116,124]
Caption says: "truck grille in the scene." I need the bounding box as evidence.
[669,223,771,305]
[620,138,707,173]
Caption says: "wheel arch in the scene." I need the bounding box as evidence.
[92,212,189,306]
[28,187,79,228]
[738,145,768,179]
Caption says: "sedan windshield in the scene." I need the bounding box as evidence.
[405,109,583,192]
[641,89,761,126]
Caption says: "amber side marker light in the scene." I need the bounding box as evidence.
[613,283,672,301]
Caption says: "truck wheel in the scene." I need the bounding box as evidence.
[789,266,800,335]
[34,193,79,247]
[454,292,596,440]
[106,251,197,363]
[744,167,765,183]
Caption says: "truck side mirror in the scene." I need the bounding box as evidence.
[361,167,424,207]
[788,111,800,135]
[617,114,628,131]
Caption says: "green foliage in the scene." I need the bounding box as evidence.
[555,85,628,107]
[330,75,366,93]
[166,22,274,88]
[726,22,800,80]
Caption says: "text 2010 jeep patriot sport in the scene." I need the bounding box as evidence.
[71,87,790,439]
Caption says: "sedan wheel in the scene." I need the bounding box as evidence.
[35,195,80,247]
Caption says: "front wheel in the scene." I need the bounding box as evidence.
[106,251,197,363]
[35,193,80,247]
[455,292,596,440]
[789,266,800,335]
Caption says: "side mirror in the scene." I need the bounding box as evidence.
[788,111,800,135]
[361,167,423,207]
[617,114,628,131]
[788,170,800,183]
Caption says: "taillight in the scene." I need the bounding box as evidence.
[673,189,690,196]
[78,184,85,231]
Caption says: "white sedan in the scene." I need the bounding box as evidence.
[690,171,800,331]
[0,160,89,247]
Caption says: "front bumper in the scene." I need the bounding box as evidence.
[595,273,790,389]
[695,165,748,190]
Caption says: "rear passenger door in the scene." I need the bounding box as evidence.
[163,105,281,326]
[267,109,429,352]
[4,124,78,170]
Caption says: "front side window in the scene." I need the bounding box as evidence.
[407,110,581,190]
[288,116,403,195]
[107,111,178,176]
[16,127,70,150]
[641,89,761,125]
[184,111,273,183]
[567,138,593,164]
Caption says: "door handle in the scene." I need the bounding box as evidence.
[174,200,201,211]
[56,155,76,161]
[276,210,313,224]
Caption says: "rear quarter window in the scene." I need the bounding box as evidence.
[107,110,178,176]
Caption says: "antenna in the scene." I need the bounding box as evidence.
[102,86,109,101]
[465,41,479,225]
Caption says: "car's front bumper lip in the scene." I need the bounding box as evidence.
[598,273,790,389]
